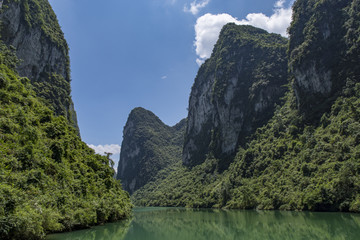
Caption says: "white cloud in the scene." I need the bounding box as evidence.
[194,13,239,64]
[87,144,121,170]
[184,0,210,15]
[161,75,168,80]
[275,0,286,8]
[194,0,292,65]
[237,0,292,37]
[87,144,121,155]
[196,58,205,66]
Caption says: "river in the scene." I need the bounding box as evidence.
[47,207,360,240]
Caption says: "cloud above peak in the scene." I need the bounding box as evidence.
[87,144,121,155]
[194,0,293,65]
[87,144,121,170]
[275,0,286,8]
[238,0,292,37]
[184,0,210,15]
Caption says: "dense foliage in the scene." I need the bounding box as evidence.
[117,107,185,194]
[132,0,360,212]
[223,90,360,212]
[0,44,132,240]
[133,87,360,212]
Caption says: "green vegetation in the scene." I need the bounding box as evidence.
[47,218,132,240]
[0,43,132,240]
[132,159,223,207]
[122,208,360,240]
[288,0,359,120]
[31,73,74,127]
[133,86,360,212]
[21,0,73,123]
[184,23,288,167]
[224,87,360,212]
[1,0,77,129]
[117,107,185,194]
[132,0,360,212]
[20,0,69,56]
[209,24,287,102]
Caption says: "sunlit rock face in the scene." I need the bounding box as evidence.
[183,23,288,168]
[0,0,78,130]
[117,107,186,194]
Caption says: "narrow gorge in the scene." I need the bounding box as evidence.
[119,0,360,212]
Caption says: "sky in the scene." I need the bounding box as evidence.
[48,0,294,169]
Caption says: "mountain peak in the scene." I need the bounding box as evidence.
[117,107,186,194]
[183,23,288,167]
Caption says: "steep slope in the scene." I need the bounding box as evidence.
[116,107,186,194]
[183,24,288,168]
[133,0,360,212]
[0,0,132,238]
[289,0,360,121]
[132,25,288,207]
[0,0,78,130]
[215,0,358,212]
[220,90,360,212]
[0,43,132,240]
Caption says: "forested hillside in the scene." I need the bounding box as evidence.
[131,0,360,212]
[117,107,186,194]
[0,42,132,240]
[0,1,132,239]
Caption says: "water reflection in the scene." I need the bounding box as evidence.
[47,218,131,240]
[125,208,360,240]
[47,207,360,240]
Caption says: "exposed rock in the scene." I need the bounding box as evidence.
[183,23,288,167]
[0,0,78,131]
[120,0,360,212]
[288,0,356,121]
[117,107,186,194]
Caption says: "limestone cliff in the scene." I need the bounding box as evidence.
[125,0,360,212]
[183,24,288,167]
[117,107,186,194]
[289,0,360,121]
[0,0,78,130]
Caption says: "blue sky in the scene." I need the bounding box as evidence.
[48,0,294,168]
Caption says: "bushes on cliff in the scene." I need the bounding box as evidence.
[0,44,132,240]
[132,0,360,213]
[133,87,360,213]
[224,88,360,212]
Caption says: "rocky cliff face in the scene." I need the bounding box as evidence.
[0,0,78,130]
[288,0,359,121]
[120,0,360,212]
[183,24,288,167]
[117,107,186,194]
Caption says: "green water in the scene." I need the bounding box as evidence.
[47,207,360,240]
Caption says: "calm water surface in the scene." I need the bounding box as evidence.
[47,207,360,240]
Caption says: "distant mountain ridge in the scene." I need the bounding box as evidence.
[116,107,186,194]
